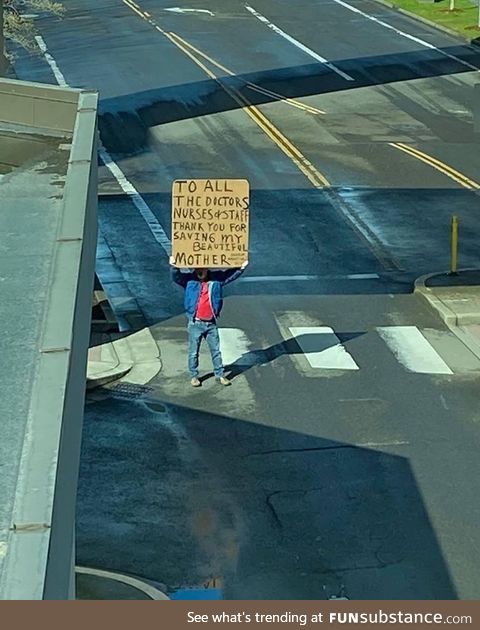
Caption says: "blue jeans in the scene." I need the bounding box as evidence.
[188,320,224,378]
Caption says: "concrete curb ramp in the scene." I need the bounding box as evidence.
[87,327,161,389]
[415,269,480,362]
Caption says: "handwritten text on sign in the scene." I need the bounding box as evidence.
[172,179,249,268]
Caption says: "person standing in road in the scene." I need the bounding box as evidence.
[170,257,248,387]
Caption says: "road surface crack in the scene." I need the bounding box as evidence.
[265,491,284,531]
[247,445,355,457]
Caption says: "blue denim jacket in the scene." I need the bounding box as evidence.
[172,268,244,320]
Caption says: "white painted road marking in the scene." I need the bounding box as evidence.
[239,273,380,282]
[346,273,380,280]
[240,275,319,282]
[377,326,453,374]
[331,0,479,73]
[35,36,172,256]
[98,149,171,254]
[35,36,68,86]
[245,4,355,81]
[219,328,252,366]
[165,7,215,16]
[288,326,360,370]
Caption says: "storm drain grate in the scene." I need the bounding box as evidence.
[108,382,153,400]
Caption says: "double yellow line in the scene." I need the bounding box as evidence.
[122,0,330,188]
[121,0,480,277]
[126,1,323,116]
[170,32,324,116]
[390,142,480,191]
[123,0,480,194]
[126,0,480,195]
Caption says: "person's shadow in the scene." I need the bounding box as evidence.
[201,331,366,382]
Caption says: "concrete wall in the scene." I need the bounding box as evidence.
[0,78,80,133]
[42,91,99,600]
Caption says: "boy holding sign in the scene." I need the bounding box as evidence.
[170,259,248,386]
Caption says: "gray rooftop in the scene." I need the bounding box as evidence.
[0,79,98,599]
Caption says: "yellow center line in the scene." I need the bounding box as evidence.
[122,0,330,188]
[121,0,406,270]
[390,142,480,191]
[394,142,479,187]
[122,0,323,116]
[166,32,329,187]
[123,0,145,19]
[169,32,325,116]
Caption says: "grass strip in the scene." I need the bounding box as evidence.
[388,0,480,38]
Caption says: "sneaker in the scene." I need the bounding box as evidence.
[218,376,231,386]
[191,377,201,387]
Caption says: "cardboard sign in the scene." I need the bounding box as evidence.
[171,179,249,268]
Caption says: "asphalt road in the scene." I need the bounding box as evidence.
[13,0,480,598]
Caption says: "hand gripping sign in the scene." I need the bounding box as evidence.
[171,179,249,268]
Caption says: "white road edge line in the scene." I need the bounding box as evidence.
[34,35,68,86]
[98,149,171,254]
[331,0,479,73]
[75,566,169,600]
[377,326,453,374]
[245,4,355,81]
[35,35,171,255]
[289,326,360,370]
[37,35,165,386]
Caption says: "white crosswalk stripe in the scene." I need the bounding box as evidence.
[219,328,253,366]
[288,326,360,370]
[231,322,469,375]
[377,326,453,375]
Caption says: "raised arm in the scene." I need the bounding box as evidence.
[170,257,193,287]
[214,261,249,286]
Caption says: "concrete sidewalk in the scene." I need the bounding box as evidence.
[415,269,480,361]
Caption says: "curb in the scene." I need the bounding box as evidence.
[87,336,134,390]
[113,327,162,385]
[414,271,459,326]
[75,566,169,600]
[86,364,133,390]
[414,268,480,326]
[415,270,480,361]
[371,0,480,46]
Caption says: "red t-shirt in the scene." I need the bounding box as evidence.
[195,282,214,320]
